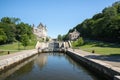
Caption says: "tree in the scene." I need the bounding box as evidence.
[62,34,69,41]
[103,7,117,19]
[67,1,120,43]
[11,17,20,24]
[92,13,103,20]
[0,22,16,43]
[46,37,49,42]
[0,29,7,44]
[16,22,33,41]
[77,37,84,46]
[1,17,20,24]
[21,34,29,49]
[57,34,62,41]
[0,17,34,45]
[1,17,11,24]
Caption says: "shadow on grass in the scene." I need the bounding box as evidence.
[84,40,120,48]
[108,54,120,56]
[85,54,120,62]
[93,43,120,48]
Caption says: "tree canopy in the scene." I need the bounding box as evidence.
[66,1,120,43]
[0,17,33,45]
[57,34,62,41]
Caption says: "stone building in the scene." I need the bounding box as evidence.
[33,23,47,41]
[69,29,80,41]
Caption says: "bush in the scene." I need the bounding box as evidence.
[72,37,84,47]
[21,34,29,48]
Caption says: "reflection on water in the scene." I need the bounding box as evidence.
[35,54,48,69]
[1,53,102,80]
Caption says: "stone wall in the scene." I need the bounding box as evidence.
[0,55,37,80]
[66,50,120,80]
[0,49,37,72]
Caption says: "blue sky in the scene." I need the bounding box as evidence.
[0,0,118,38]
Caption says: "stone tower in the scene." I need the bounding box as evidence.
[33,23,47,41]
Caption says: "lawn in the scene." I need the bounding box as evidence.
[0,41,37,56]
[74,40,120,55]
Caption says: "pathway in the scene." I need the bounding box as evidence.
[0,49,37,60]
[68,48,120,71]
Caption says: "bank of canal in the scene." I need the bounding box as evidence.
[0,53,103,80]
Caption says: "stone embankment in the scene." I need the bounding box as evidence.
[66,49,120,80]
[0,49,37,72]
[0,55,37,80]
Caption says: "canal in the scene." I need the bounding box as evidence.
[0,53,103,80]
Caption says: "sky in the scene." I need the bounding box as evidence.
[0,0,118,38]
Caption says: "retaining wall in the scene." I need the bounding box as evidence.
[66,49,120,80]
[0,49,37,72]
[0,49,120,80]
[0,55,37,80]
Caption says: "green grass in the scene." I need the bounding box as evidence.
[73,40,120,55]
[0,41,37,56]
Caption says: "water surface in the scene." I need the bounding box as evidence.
[3,53,102,80]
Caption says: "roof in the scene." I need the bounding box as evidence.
[69,29,80,35]
[37,23,47,31]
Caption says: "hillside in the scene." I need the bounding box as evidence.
[67,1,120,43]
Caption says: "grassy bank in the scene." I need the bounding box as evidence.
[0,41,37,56]
[73,40,120,55]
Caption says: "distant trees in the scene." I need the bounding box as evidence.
[57,34,62,41]
[66,1,120,43]
[57,34,69,41]
[0,17,34,45]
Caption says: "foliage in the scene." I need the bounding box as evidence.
[57,34,69,41]
[72,37,84,47]
[67,1,120,43]
[1,17,20,24]
[1,17,12,24]
[0,17,34,45]
[62,34,69,41]
[0,29,7,43]
[46,37,49,42]
[57,34,62,41]
[21,34,29,48]
[16,22,33,41]
[0,22,16,43]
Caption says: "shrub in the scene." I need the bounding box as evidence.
[72,37,84,47]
